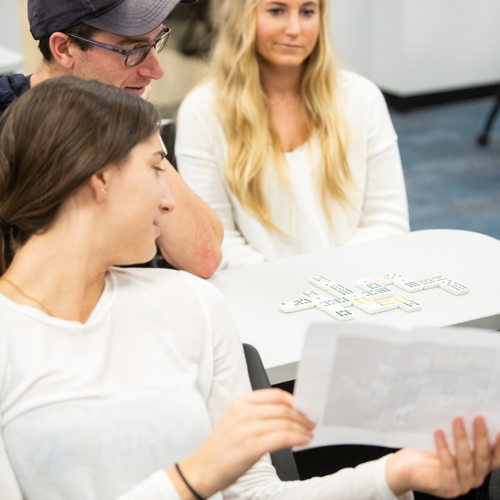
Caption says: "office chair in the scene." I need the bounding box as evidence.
[160,118,178,171]
[242,343,300,481]
[475,471,496,500]
[477,85,500,146]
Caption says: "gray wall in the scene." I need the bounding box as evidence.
[330,0,500,95]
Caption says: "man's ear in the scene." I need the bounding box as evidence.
[49,32,77,69]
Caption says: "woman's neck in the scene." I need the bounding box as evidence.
[259,60,310,152]
[259,59,303,100]
[0,220,109,324]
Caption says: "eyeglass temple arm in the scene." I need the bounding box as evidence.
[67,33,126,56]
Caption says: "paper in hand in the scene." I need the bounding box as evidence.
[294,323,500,451]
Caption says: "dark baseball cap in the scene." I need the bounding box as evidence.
[29,0,198,40]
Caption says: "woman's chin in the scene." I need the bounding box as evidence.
[120,246,159,267]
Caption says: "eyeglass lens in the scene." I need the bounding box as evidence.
[125,30,170,67]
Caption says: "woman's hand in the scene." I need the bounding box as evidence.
[386,416,500,498]
[167,389,314,499]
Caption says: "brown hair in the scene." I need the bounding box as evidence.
[0,76,160,274]
[38,24,102,63]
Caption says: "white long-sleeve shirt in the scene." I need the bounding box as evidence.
[0,267,410,500]
[176,71,409,270]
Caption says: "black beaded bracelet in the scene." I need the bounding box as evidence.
[175,463,206,500]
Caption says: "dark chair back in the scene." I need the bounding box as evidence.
[160,118,177,171]
[242,343,300,481]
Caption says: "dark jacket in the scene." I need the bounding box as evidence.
[0,74,31,119]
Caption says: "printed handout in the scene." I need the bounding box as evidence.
[294,324,500,451]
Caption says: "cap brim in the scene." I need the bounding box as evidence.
[85,0,187,36]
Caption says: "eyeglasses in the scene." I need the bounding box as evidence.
[66,26,171,67]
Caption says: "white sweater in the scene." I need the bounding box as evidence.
[176,71,409,270]
[0,267,410,500]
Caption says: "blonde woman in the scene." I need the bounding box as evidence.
[176,0,409,269]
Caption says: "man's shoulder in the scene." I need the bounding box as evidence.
[0,73,31,117]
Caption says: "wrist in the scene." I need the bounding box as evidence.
[177,451,221,500]
[166,467,197,500]
[386,451,412,497]
[175,463,206,500]
[166,457,215,500]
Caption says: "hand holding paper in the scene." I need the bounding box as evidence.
[386,416,500,497]
[294,323,500,496]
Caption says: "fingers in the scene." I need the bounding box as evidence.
[434,417,496,497]
[247,401,314,428]
[433,420,473,498]
[254,426,313,453]
[228,389,315,454]
[472,416,493,486]
[234,389,315,429]
[243,388,295,406]
[453,417,476,490]
[434,427,461,498]
[250,411,313,439]
[433,422,474,498]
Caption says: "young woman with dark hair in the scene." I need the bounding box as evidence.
[0,76,498,500]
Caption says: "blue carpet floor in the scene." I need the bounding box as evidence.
[390,97,500,240]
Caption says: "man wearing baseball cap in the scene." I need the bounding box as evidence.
[0,0,224,278]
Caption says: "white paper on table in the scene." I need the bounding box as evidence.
[293,323,500,451]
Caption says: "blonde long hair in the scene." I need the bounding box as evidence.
[211,0,354,233]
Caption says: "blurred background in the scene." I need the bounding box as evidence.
[1,0,500,239]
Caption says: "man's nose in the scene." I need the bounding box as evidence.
[138,47,165,80]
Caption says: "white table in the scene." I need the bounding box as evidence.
[210,230,500,384]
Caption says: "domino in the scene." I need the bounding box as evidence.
[363,298,399,314]
[323,307,355,321]
[316,298,342,311]
[352,297,374,309]
[384,273,403,280]
[371,275,394,285]
[279,298,315,313]
[356,279,385,292]
[365,287,394,300]
[418,275,447,289]
[301,290,328,302]
[393,277,424,292]
[377,297,400,306]
[309,276,332,290]
[350,287,394,302]
[323,283,341,296]
[394,296,422,312]
[325,283,356,298]
[330,296,353,307]
[439,279,469,296]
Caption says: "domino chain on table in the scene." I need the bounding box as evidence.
[279,273,469,322]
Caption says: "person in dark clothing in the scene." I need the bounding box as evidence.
[0,0,223,279]
[0,74,30,117]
